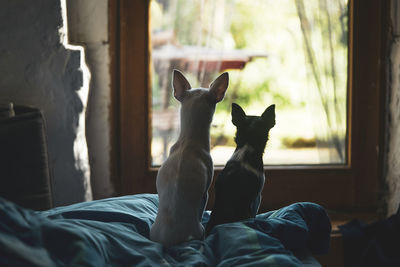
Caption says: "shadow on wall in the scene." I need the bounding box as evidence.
[0,0,91,206]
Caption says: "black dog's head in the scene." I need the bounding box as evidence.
[231,103,276,154]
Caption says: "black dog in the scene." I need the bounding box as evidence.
[205,103,275,235]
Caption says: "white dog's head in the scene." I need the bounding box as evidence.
[172,70,229,125]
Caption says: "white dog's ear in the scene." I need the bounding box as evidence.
[209,72,229,103]
[172,69,191,102]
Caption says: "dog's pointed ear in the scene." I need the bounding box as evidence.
[232,103,246,126]
[172,69,191,102]
[209,72,229,103]
[261,104,276,128]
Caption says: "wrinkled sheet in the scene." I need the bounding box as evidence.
[0,194,331,266]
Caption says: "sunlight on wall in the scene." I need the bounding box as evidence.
[59,0,92,201]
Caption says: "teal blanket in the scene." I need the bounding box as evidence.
[0,194,330,266]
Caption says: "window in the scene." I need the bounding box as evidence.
[150,0,348,166]
[111,0,387,211]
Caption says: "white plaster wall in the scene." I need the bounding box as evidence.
[0,0,92,206]
[67,0,115,199]
[386,1,400,216]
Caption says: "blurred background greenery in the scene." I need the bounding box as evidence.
[150,0,348,166]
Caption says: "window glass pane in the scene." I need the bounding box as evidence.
[150,0,348,166]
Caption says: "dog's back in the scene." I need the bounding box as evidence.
[151,143,212,246]
[150,70,228,247]
[206,103,275,236]
[209,160,264,224]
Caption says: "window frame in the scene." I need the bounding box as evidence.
[110,0,388,211]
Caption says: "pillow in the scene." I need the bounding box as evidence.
[0,105,53,210]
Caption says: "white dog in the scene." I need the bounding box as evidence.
[150,69,228,247]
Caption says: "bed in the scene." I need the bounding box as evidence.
[0,193,331,266]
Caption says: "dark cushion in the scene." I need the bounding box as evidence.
[0,105,53,210]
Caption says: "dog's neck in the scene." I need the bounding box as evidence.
[232,143,264,170]
[235,130,269,155]
[177,107,213,149]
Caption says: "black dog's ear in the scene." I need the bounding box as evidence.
[232,103,246,126]
[261,104,276,128]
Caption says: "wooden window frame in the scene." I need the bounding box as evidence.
[110,0,389,211]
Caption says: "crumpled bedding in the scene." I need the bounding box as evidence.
[0,194,331,266]
[339,205,400,267]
